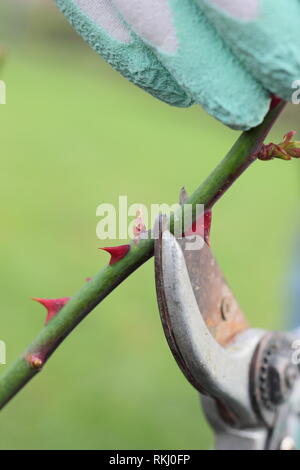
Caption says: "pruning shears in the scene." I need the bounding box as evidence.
[154,215,300,450]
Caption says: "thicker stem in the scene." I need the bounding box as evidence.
[0,101,285,410]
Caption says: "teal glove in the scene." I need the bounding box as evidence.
[55,0,300,130]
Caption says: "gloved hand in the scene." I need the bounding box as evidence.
[55,0,300,130]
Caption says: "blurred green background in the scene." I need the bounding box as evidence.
[0,1,299,450]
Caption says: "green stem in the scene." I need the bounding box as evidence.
[0,101,285,410]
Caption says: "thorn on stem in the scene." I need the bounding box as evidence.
[32,297,70,325]
[179,186,189,205]
[184,210,212,246]
[133,210,147,244]
[100,244,131,265]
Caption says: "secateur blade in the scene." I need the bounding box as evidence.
[154,215,265,426]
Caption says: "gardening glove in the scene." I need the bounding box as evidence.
[55,0,300,130]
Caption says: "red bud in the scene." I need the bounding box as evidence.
[133,210,147,242]
[26,353,43,369]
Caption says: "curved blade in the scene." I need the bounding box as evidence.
[155,216,248,349]
[154,216,262,425]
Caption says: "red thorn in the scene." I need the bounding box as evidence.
[85,277,92,282]
[184,210,212,246]
[100,244,130,265]
[270,94,282,110]
[32,297,70,324]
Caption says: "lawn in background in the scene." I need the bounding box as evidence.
[0,4,299,449]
